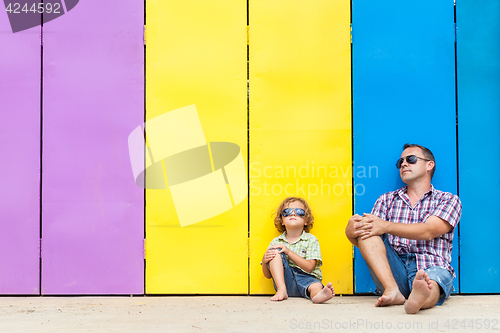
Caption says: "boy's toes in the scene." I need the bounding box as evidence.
[271,290,288,301]
[312,284,334,304]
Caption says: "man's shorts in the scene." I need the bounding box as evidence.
[367,235,454,306]
[268,253,322,299]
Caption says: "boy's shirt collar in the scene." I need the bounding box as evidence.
[279,230,307,244]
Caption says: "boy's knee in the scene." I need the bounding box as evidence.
[277,252,290,269]
[277,252,288,266]
[268,252,287,267]
[272,249,287,261]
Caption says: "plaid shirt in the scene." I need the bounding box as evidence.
[269,231,322,280]
[371,185,461,278]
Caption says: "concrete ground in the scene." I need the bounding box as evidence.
[0,295,498,332]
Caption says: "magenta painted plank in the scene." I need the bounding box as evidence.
[41,0,144,294]
[0,13,40,293]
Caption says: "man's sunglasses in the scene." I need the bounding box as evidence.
[395,155,431,169]
[281,208,306,217]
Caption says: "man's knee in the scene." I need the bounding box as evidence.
[346,234,359,247]
[357,235,385,250]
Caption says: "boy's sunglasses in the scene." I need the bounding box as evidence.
[395,155,431,169]
[281,208,306,217]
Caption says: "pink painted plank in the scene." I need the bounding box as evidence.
[0,12,40,294]
[41,0,144,294]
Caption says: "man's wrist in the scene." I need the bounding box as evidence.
[383,220,391,234]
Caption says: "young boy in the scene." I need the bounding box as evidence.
[262,197,334,303]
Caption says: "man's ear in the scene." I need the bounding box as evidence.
[427,160,435,172]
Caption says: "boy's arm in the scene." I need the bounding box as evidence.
[271,244,317,273]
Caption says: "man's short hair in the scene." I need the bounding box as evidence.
[403,143,436,179]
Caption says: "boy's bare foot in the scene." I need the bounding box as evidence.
[271,289,288,301]
[405,269,433,314]
[312,282,335,304]
[375,288,406,307]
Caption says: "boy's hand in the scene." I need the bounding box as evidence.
[271,243,290,256]
[262,248,279,264]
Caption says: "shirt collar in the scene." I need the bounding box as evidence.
[396,184,434,196]
[396,184,435,206]
[278,230,307,244]
[427,184,435,196]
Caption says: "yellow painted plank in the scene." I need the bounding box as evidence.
[145,0,248,293]
[249,0,353,294]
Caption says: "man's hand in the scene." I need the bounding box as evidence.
[346,214,363,240]
[353,213,388,240]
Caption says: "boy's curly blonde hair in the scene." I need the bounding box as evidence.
[273,197,314,233]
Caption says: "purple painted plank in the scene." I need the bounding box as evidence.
[0,13,40,294]
[41,0,144,294]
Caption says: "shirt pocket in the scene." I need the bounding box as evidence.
[419,210,431,222]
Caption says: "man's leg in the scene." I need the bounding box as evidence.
[357,235,406,306]
[405,270,439,314]
[405,265,454,314]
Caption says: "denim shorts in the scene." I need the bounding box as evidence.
[368,235,454,306]
[268,253,322,299]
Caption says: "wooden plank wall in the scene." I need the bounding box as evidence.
[0,0,498,295]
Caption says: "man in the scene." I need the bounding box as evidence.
[345,144,461,314]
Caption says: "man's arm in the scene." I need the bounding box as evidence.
[355,214,453,241]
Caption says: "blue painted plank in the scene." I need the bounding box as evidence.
[352,1,458,293]
[457,0,500,293]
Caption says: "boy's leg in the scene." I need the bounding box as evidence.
[308,282,335,304]
[294,270,334,303]
[268,253,299,301]
[268,252,288,301]
[358,235,407,307]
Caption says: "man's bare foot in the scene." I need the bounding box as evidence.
[405,269,432,314]
[375,288,406,307]
[312,282,335,304]
[271,289,288,301]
